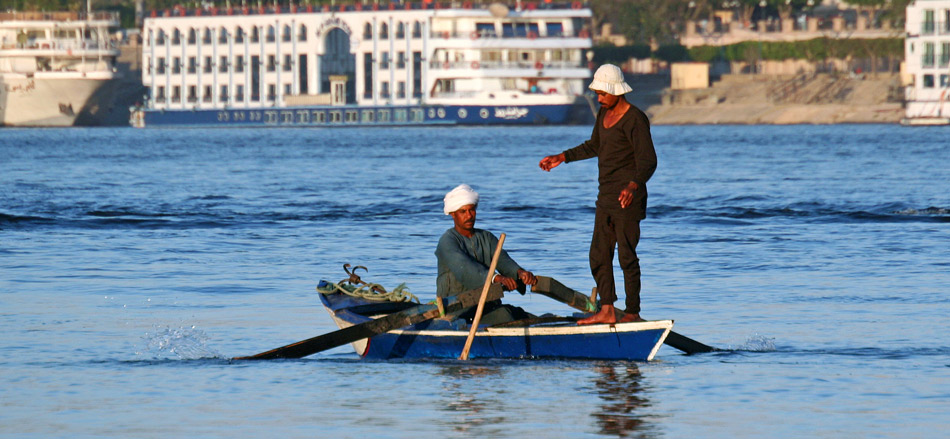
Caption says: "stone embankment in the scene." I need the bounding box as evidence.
[631,73,904,125]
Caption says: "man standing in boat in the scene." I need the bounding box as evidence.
[436,184,538,325]
[538,64,658,325]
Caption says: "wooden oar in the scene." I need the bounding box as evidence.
[531,276,717,354]
[459,233,506,360]
[234,284,504,360]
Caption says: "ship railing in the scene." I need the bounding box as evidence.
[2,39,118,52]
[432,29,591,40]
[0,11,119,22]
[429,60,582,70]
[147,2,588,17]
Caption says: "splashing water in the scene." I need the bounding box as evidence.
[734,334,777,352]
[141,325,223,360]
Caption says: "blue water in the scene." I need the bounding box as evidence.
[1,125,948,438]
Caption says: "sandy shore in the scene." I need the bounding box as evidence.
[636,73,905,125]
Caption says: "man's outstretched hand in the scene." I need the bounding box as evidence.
[539,153,565,171]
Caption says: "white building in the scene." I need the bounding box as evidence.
[904,0,950,124]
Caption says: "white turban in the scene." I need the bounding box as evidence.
[443,184,479,215]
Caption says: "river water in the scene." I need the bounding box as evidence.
[1,124,948,438]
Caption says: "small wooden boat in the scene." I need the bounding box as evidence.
[318,280,673,361]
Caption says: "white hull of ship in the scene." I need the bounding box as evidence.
[0,72,116,126]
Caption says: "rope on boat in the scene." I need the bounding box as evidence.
[316,264,419,303]
[316,280,419,303]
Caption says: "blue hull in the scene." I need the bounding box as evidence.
[137,103,574,128]
[320,292,672,361]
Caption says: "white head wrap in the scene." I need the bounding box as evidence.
[443,184,479,215]
[588,64,633,96]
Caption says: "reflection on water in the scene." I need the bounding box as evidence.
[438,364,508,435]
[592,363,657,438]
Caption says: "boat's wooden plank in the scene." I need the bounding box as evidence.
[234,284,504,360]
[531,276,717,354]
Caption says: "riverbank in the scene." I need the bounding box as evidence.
[631,72,905,125]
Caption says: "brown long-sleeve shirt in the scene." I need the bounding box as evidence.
[562,103,657,218]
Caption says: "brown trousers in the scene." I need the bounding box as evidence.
[589,207,642,314]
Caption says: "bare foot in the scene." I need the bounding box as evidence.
[578,305,617,325]
[619,313,644,323]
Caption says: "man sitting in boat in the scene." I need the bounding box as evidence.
[436,184,538,325]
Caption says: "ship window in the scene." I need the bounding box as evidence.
[156,29,166,45]
[346,110,359,122]
[236,55,245,73]
[299,25,307,42]
[330,111,342,123]
[172,29,181,45]
[188,57,197,74]
[379,110,391,122]
[188,28,197,45]
[314,111,326,123]
[267,26,276,42]
[284,83,292,95]
[219,27,228,44]
[235,27,245,43]
[188,85,197,103]
[251,27,259,43]
[475,23,495,38]
[381,81,390,98]
[156,86,166,102]
[157,57,166,74]
[923,42,936,68]
[394,109,407,122]
[203,28,212,44]
[172,56,181,74]
[940,74,949,88]
[545,22,563,37]
[267,55,276,72]
[362,110,375,122]
[412,21,422,38]
[282,25,292,42]
[283,54,292,72]
[396,23,405,39]
[397,81,406,99]
[380,22,389,40]
[381,52,390,69]
[236,85,245,101]
[410,108,424,122]
[172,86,181,103]
[267,84,276,101]
[396,51,405,69]
[204,56,213,73]
[219,56,228,73]
[220,85,228,101]
[941,42,950,67]
[203,85,212,102]
[364,23,373,39]
[923,74,935,88]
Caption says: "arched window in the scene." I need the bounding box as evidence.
[156,29,166,45]
[187,28,196,45]
[282,25,292,42]
[235,27,245,43]
[396,22,405,39]
[251,26,259,43]
[171,28,181,45]
[203,28,213,44]
[267,25,276,42]
[298,24,307,42]
[412,21,422,38]
[363,23,372,39]
[218,27,228,44]
[379,22,389,40]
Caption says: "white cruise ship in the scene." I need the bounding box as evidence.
[0,11,120,127]
[132,1,593,128]
[903,0,950,125]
